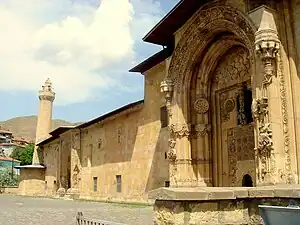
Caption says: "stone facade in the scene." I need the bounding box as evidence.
[38,62,170,202]
[17,0,300,222]
[150,186,300,225]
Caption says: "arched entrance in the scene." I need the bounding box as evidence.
[163,4,257,188]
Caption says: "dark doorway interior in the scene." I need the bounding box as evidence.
[242,174,253,187]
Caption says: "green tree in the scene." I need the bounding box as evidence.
[0,168,18,186]
[10,144,34,166]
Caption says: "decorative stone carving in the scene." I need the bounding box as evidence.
[257,123,273,155]
[160,79,174,117]
[224,99,235,113]
[167,5,255,91]
[169,123,191,139]
[194,124,211,137]
[252,97,268,124]
[227,125,255,187]
[277,53,292,183]
[167,139,176,161]
[71,131,80,150]
[214,47,251,90]
[194,98,209,114]
[237,89,247,125]
[255,29,280,86]
[227,128,237,186]
[220,92,230,123]
[72,165,80,186]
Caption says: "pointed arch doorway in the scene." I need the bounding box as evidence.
[190,45,256,187]
[163,5,258,188]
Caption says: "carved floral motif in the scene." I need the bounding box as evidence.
[227,125,255,187]
[167,139,176,161]
[252,97,268,124]
[169,123,191,139]
[257,123,273,155]
[167,5,255,91]
[220,92,230,123]
[194,98,209,114]
[214,47,250,89]
[194,124,211,137]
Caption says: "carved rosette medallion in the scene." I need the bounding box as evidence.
[194,98,209,114]
[224,99,235,113]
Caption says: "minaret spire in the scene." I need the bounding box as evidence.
[32,78,55,165]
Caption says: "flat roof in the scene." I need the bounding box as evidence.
[129,47,173,73]
[0,156,20,163]
[143,0,209,45]
[38,100,144,147]
[76,100,144,129]
[49,126,76,137]
[14,164,45,169]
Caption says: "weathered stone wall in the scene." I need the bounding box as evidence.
[151,186,300,225]
[78,70,170,202]
[18,168,45,196]
[41,60,169,202]
[43,140,59,196]
[154,198,296,225]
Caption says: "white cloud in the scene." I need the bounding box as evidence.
[0,0,164,105]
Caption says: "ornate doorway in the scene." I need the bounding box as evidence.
[210,46,255,187]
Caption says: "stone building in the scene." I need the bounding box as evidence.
[16,0,300,222]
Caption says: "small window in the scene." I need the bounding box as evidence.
[165,181,170,187]
[93,177,98,192]
[164,152,167,159]
[160,106,168,128]
[116,175,122,193]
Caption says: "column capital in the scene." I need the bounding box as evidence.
[169,123,191,139]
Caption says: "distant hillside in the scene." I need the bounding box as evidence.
[0,116,80,142]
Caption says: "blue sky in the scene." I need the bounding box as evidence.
[0,0,179,123]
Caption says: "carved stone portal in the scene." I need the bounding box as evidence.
[227,125,255,186]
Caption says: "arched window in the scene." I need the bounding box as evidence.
[242,174,253,187]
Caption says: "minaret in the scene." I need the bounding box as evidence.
[32,78,55,165]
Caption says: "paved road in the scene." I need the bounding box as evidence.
[0,195,153,225]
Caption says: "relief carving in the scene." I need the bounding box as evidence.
[160,79,174,118]
[167,5,255,91]
[214,47,250,89]
[167,139,176,161]
[227,128,237,186]
[220,92,230,123]
[277,52,292,183]
[252,97,268,124]
[72,165,80,187]
[194,124,211,137]
[255,34,279,86]
[194,98,209,114]
[237,89,247,125]
[257,123,273,155]
[71,131,80,150]
[228,125,255,186]
[169,123,191,139]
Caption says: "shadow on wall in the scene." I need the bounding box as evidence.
[144,126,169,193]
